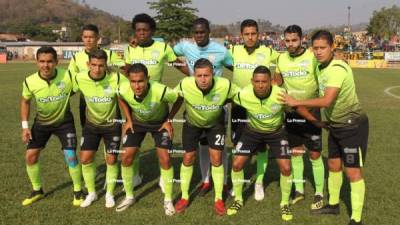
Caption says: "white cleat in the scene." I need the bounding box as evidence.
[254,183,265,201]
[164,200,175,216]
[159,177,165,194]
[105,193,115,208]
[80,192,98,208]
[115,197,135,212]
[133,174,143,188]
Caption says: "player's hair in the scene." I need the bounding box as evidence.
[193,17,210,31]
[82,24,99,35]
[253,65,271,78]
[311,30,334,46]
[88,49,108,62]
[284,25,302,38]
[127,63,148,78]
[36,46,57,61]
[240,19,258,32]
[132,13,156,32]
[194,58,214,72]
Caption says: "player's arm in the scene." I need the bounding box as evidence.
[20,97,32,144]
[223,49,234,71]
[273,72,283,86]
[173,58,190,76]
[281,87,339,108]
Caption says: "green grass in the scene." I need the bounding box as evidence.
[1,63,399,225]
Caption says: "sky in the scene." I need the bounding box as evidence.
[83,0,400,29]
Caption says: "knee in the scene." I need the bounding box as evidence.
[280,163,291,176]
[25,152,39,165]
[106,155,117,165]
[121,155,133,167]
[183,153,195,166]
[345,168,363,182]
[309,151,321,160]
[158,156,171,169]
[232,160,244,172]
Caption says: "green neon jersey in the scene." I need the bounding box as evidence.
[233,84,285,133]
[22,68,74,126]
[118,79,178,125]
[175,76,239,128]
[73,71,121,127]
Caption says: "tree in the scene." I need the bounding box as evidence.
[367,5,400,39]
[147,0,198,42]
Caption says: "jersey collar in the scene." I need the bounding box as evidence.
[289,47,306,58]
[88,71,107,82]
[195,78,215,96]
[244,42,260,55]
[38,69,58,84]
[138,39,155,48]
[318,56,334,71]
[134,83,151,102]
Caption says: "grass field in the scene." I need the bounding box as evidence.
[1,62,400,225]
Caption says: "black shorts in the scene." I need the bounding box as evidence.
[328,114,369,168]
[182,122,226,152]
[27,121,77,150]
[231,105,247,145]
[285,110,322,151]
[122,123,172,149]
[80,123,121,155]
[234,126,290,159]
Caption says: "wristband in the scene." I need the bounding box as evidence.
[22,121,29,129]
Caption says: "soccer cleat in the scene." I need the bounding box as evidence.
[227,200,243,216]
[22,189,44,206]
[254,183,265,201]
[175,198,189,213]
[133,174,143,188]
[72,191,84,207]
[348,219,362,225]
[164,200,175,216]
[105,193,115,208]
[311,194,324,211]
[80,192,98,208]
[159,177,165,194]
[214,199,226,216]
[311,204,340,215]
[198,182,211,197]
[281,204,293,221]
[291,191,305,204]
[115,197,135,212]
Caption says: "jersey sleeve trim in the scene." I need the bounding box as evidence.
[24,79,31,93]
[160,86,167,101]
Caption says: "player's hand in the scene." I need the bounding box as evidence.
[278,92,298,107]
[21,128,32,144]
[311,120,329,130]
[122,120,134,135]
[159,121,173,139]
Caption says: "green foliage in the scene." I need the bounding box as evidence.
[367,5,400,38]
[147,0,198,42]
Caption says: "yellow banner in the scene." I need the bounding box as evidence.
[348,60,388,68]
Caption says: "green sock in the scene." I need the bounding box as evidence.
[121,164,134,198]
[68,164,82,192]
[328,171,343,205]
[82,162,96,193]
[26,163,41,191]
[180,164,193,200]
[133,155,140,177]
[211,165,224,201]
[161,167,174,201]
[350,179,365,222]
[106,163,119,195]
[280,174,292,206]
[310,157,325,196]
[256,151,268,184]
[291,155,304,193]
[231,170,244,202]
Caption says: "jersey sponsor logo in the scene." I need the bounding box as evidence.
[133,102,158,115]
[130,59,158,65]
[256,53,266,63]
[282,70,308,78]
[270,103,282,113]
[234,62,259,70]
[254,113,274,119]
[192,104,221,111]
[86,96,113,103]
[211,94,220,102]
[38,93,67,103]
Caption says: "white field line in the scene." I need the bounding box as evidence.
[384,86,400,99]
